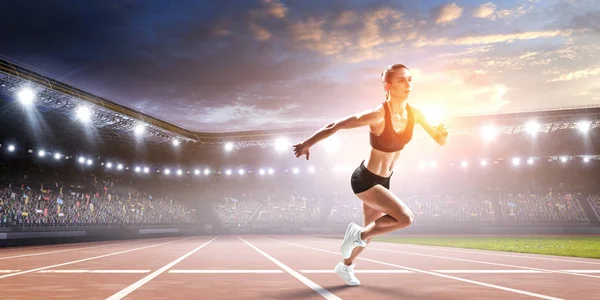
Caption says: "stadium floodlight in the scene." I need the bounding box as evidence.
[512,157,520,166]
[106,162,113,169]
[322,134,341,154]
[238,169,245,175]
[481,125,497,141]
[204,168,210,175]
[274,137,290,153]
[172,139,180,147]
[17,88,35,105]
[135,166,141,173]
[177,169,183,176]
[78,157,85,164]
[527,157,534,165]
[259,169,265,175]
[164,168,171,175]
[525,121,540,135]
[292,167,299,174]
[480,159,488,167]
[38,150,45,157]
[268,168,274,175]
[134,124,145,136]
[8,145,15,152]
[461,160,468,168]
[224,142,234,152]
[194,169,200,175]
[54,153,61,160]
[308,166,316,173]
[87,159,93,165]
[144,167,150,173]
[560,156,568,163]
[76,106,92,122]
[578,121,591,133]
[117,164,123,170]
[225,169,232,175]
[583,156,590,163]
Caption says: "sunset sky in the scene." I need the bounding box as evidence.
[1,0,598,133]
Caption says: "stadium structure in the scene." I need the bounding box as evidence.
[1,57,600,244]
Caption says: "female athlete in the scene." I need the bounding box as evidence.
[292,64,448,286]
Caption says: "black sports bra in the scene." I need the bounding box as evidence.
[369,102,415,152]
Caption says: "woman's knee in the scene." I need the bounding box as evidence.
[394,210,414,229]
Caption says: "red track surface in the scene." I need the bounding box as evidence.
[1,235,599,299]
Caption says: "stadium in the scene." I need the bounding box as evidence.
[2,53,600,299]
[3,4,600,300]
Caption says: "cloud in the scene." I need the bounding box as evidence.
[287,7,419,63]
[335,10,357,26]
[440,43,586,75]
[416,30,572,47]
[547,66,600,82]
[472,0,538,22]
[438,45,495,58]
[435,3,463,25]
[248,22,271,41]
[473,3,496,19]
[0,0,598,133]
[261,0,287,19]
[569,10,600,34]
[210,19,233,36]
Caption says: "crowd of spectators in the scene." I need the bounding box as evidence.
[0,167,198,227]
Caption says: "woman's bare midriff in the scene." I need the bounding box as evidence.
[363,147,401,177]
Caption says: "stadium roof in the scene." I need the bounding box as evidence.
[1,57,599,148]
[0,58,199,145]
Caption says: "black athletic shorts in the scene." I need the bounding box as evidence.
[350,160,392,194]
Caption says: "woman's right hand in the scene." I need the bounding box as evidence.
[293,142,310,160]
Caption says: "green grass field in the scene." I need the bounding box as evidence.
[370,236,600,259]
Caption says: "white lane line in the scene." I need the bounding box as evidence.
[563,270,600,274]
[33,268,600,275]
[434,270,547,274]
[105,237,217,300]
[267,238,563,300]
[0,240,140,261]
[38,270,151,274]
[301,270,413,274]
[0,237,194,279]
[169,269,284,274]
[239,237,341,300]
[0,270,20,273]
[364,245,600,279]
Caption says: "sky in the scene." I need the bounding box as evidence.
[0,0,599,133]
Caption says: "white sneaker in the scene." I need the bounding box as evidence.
[341,222,367,259]
[335,262,361,286]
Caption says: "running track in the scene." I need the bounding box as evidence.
[1,235,599,299]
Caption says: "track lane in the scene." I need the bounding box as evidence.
[292,236,599,300]
[123,235,332,300]
[0,237,196,299]
[257,236,550,300]
[0,239,140,261]
[0,237,182,273]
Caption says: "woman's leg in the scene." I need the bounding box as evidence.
[343,202,385,266]
[356,185,414,241]
[335,186,413,286]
